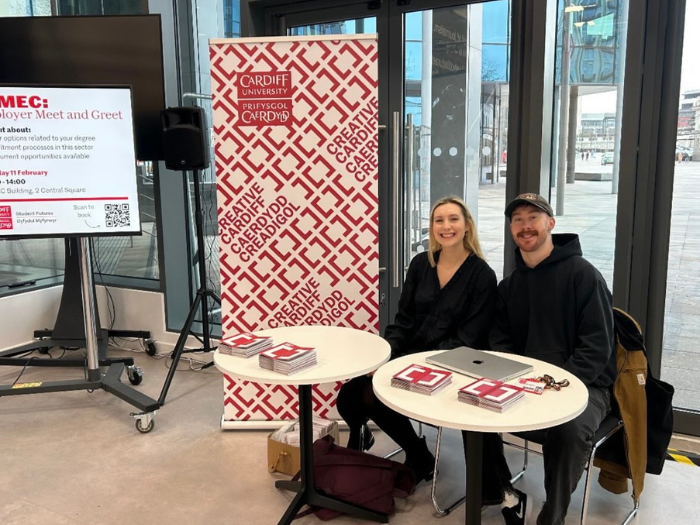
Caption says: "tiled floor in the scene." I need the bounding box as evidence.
[0,349,698,525]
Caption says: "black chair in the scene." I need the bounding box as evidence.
[503,414,639,525]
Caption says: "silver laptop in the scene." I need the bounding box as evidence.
[425,347,533,383]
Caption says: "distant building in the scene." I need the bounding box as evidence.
[677,90,700,159]
[577,112,616,152]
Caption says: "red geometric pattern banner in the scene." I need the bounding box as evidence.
[210,35,379,423]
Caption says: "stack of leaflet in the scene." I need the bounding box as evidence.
[218,332,273,357]
[259,342,317,375]
[283,417,338,447]
[458,377,525,412]
[390,364,452,395]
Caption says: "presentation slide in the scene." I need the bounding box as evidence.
[0,85,142,237]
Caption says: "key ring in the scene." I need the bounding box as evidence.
[523,374,570,391]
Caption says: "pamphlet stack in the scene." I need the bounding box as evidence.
[390,364,452,395]
[458,377,524,412]
[218,332,273,357]
[259,343,317,375]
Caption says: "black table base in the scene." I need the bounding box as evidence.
[464,431,484,525]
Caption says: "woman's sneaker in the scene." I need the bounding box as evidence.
[501,488,527,525]
[347,423,375,451]
[404,437,436,482]
[360,423,375,451]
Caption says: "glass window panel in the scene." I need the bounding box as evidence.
[405,41,422,82]
[1,2,61,290]
[556,1,620,84]
[0,1,50,15]
[56,0,143,15]
[91,162,159,280]
[188,1,243,326]
[482,0,510,44]
[663,1,700,414]
[0,2,159,289]
[404,2,511,281]
[482,44,508,83]
[405,11,422,41]
[548,0,629,288]
[0,238,65,288]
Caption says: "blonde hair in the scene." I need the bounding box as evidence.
[427,196,485,267]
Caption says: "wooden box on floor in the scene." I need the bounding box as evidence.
[267,421,339,476]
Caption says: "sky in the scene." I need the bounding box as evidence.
[580,2,699,114]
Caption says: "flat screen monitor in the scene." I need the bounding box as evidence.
[0,85,142,239]
[0,15,166,161]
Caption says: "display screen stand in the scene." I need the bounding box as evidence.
[0,237,160,433]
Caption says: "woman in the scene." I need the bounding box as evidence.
[336,196,497,482]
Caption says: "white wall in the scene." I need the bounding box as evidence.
[0,286,63,348]
[0,286,209,356]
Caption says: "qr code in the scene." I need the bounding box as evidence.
[105,203,130,227]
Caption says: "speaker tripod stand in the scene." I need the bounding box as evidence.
[158,167,221,406]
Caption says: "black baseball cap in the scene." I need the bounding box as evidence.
[505,193,554,219]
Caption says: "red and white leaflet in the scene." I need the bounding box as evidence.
[260,343,315,361]
[417,368,451,388]
[391,364,452,395]
[393,364,431,383]
[459,378,503,397]
[222,332,267,349]
[458,378,525,412]
[482,384,524,404]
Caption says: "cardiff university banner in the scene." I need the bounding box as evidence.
[210,35,379,425]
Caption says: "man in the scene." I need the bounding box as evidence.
[489,193,616,525]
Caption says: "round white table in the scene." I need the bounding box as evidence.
[214,325,391,525]
[373,350,588,525]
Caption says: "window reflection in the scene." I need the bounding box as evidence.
[1,1,57,288]
[549,0,629,287]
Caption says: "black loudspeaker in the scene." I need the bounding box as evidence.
[161,107,210,170]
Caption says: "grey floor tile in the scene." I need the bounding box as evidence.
[0,350,699,525]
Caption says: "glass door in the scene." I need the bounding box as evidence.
[268,0,513,331]
[401,2,512,282]
[662,0,700,436]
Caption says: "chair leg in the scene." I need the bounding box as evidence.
[377,422,424,460]
[580,440,597,525]
[581,440,639,525]
[430,427,466,516]
[508,439,529,484]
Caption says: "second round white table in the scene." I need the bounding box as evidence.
[373,350,589,525]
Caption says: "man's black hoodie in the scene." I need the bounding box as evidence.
[490,233,616,388]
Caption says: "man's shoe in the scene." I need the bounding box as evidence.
[501,488,527,525]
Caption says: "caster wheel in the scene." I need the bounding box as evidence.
[38,347,50,355]
[146,341,157,356]
[127,366,143,385]
[136,418,155,433]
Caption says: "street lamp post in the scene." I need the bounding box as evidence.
[556,5,574,216]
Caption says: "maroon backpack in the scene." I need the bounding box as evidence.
[294,435,417,520]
